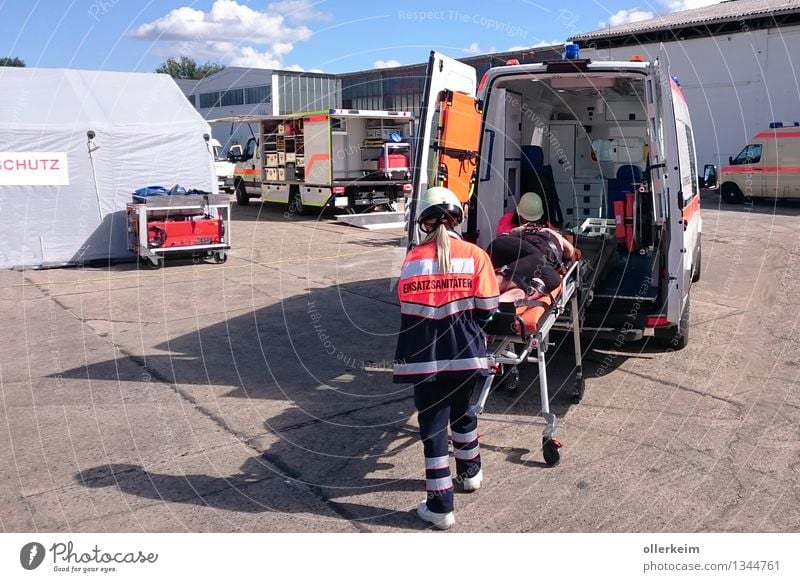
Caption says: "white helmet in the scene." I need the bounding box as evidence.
[517,192,544,222]
[417,186,464,225]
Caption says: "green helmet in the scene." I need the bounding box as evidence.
[417,186,463,225]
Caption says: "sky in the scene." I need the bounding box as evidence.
[0,0,724,74]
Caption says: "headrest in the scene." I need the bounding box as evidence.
[616,165,642,181]
[521,145,544,169]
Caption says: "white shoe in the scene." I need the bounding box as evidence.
[417,501,455,530]
[462,469,483,492]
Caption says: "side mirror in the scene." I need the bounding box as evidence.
[728,156,733,165]
[703,164,718,189]
[228,145,243,162]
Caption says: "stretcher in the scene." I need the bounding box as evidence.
[475,260,583,467]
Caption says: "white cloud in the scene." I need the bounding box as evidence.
[662,0,722,12]
[373,59,402,69]
[232,47,284,68]
[507,40,562,51]
[461,42,498,55]
[268,0,332,22]
[599,8,655,28]
[462,42,482,55]
[131,0,318,69]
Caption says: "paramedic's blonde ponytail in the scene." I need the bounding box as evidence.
[417,186,461,274]
[421,222,452,274]
[435,223,451,274]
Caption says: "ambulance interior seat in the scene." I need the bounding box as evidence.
[606,164,642,217]
[521,145,563,227]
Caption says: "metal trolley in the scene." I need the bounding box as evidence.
[126,193,231,269]
[474,260,584,467]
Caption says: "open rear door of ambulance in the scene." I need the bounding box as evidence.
[407,51,480,246]
[651,47,692,340]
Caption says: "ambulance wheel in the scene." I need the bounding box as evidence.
[721,183,744,204]
[692,243,702,283]
[542,438,562,467]
[654,298,690,350]
[235,182,250,206]
[571,376,585,404]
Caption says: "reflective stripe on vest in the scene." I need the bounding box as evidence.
[400,257,476,279]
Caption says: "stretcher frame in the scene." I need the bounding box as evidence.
[472,260,583,466]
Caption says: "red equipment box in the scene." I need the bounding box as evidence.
[148,217,224,248]
[378,153,409,169]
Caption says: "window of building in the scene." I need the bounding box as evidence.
[245,85,271,104]
[199,92,220,108]
[220,88,244,106]
[187,94,196,107]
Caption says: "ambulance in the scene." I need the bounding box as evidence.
[212,109,414,213]
[408,47,707,348]
[720,122,800,203]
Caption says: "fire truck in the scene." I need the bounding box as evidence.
[213,109,414,214]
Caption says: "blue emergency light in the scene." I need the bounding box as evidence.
[564,43,580,60]
[672,76,680,86]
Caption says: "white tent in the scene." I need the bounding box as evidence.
[0,67,216,269]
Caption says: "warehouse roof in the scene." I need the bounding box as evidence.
[569,0,800,44]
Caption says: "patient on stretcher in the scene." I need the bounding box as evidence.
[487,230,571,303]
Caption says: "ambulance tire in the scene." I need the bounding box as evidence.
[692,242,702,283]
[721,182,744,204]
[235,181,250,206]
[654,297,690,350]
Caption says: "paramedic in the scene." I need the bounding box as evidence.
[489,193,578,294]
[496,191,551,235]
[497,192,577,262]
[394,187,500,530]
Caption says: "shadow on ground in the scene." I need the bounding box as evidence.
[64,277,612,529]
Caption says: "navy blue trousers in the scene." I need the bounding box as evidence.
[414,376,481,514]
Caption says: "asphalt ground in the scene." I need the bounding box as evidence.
[1,192,799,533]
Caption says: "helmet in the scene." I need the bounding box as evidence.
[417,186,463,225]
[517,192,544,222]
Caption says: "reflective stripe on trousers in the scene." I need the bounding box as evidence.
[414,377,481,514]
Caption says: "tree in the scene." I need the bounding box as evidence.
[0,57,25,67]
[155,57,224,80]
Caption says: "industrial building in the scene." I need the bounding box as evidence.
[570,0,800,169]
[180,0,800,172]
[183,67,341,149]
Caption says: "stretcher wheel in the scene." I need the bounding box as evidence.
[212,251,227,264]
[571,376,585,404]
[495,365,519,393]
[143,256,163,270]
[542,437,562,467]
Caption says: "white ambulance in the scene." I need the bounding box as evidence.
[720,122,800,203]
[409,47,709,348]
